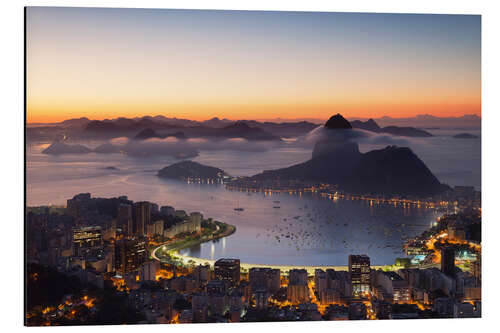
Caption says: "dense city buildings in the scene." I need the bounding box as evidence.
[249,268,281,294]
[194,264,211,285]
[441,247,456,277]
[214,259,241,286]
[471,256,481,281]
[349,255,371,297]
[25,193,481,325]
[139,260,161,282]
[114,238,148,276]
[160,205,175,216]
[163,212,202,238]
[72,226,102,256]
[287,269,309,304]
[117,203,133,236]
[24,5,483,327]
[134,201,151,237]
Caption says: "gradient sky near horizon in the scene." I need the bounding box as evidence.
[26,7,481,123]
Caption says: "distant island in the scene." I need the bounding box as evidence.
[453,133,479,139]
[158,160,228,183]
[351,119,433,137]
[42,142,92,155]
[245,114,448,197]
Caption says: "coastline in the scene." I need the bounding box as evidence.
[151,223,394,275]
[150,222,236,258]
[169,252,392,275]
[148,194,450,275]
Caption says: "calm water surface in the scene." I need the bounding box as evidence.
[26,129,479,265]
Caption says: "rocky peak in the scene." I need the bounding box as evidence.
[324,114,352,129]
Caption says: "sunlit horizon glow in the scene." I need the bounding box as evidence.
[26,7,481,123]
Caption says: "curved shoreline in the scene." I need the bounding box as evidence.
[170,252,391,275]
[151,222,236,258]
[151,212,442,275]
[151,224,392,275]
[156,249,435,275]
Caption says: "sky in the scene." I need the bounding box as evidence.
[26,7,481,123]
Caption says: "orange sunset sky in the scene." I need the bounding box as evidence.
[26,8,481,123]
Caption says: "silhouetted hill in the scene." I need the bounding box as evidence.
[350,119,380,132]
[134,128,162,140]
[82,117,280,141]
[83,118,177,137]
[325,114,353,129]
[351,119,433,137]
[248,114,446,197]
[373,114,481,128]
[219,121,281,141]
[201,117,233,128]
[252,146,445,197]
[59,117,90,128]
[133,128,186,140]
[42,142,92,155]
[85,120,122,132]
[158,161,227,181]
[26,126,65,142]
[453,133,478,139]
[381,126,433,137]
[238,120,318,138]
[356,145,445,195]
[31,116,318,141]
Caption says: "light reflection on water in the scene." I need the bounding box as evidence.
[177,189,440,266]
[26,129,479,265]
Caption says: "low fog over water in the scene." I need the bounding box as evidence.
[26,128,480,265]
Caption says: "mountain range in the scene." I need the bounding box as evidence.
[28,117,305,141]
[350,119,433,137]
[27,113,480,144]
[254,114,481,129]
